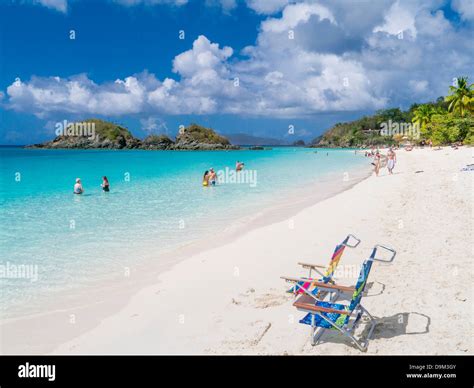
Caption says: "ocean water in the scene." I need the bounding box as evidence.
[0,147,369,317]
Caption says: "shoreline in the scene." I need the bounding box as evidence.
[1,147,472,355]
[0,162,371,354]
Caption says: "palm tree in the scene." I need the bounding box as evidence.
[445,76,473,117]
[412,104,435,129]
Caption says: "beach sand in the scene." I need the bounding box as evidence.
[2,147,473,355]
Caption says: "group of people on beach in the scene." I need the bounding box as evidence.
[73,176,110,194]
[369,148,397,177]
[202,160,245,187]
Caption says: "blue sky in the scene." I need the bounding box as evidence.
[0,0,473,145]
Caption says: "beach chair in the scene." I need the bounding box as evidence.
[282,234,360,298]
[293,244,396,352]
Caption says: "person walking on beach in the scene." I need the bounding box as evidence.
[373,151,381,177]
[73,178,84,194]
[101,176,110,192]
[387,148,396,175]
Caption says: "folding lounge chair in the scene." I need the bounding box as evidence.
[283,234,360,298]
[293,244,396,352]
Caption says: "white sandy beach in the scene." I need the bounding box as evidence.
[2,147,473,355]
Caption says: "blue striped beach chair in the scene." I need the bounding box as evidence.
[292,244,396,352]
[282,234,360,300]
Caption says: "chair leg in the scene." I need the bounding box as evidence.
[312,327,325,345]
[307,306,378,352]
[345,331,368,352]
[363,307,377,344]
[351,305,377,352]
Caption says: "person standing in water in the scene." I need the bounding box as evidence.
[74,178,84,194]
[387,148,396,175]
[208,168,217,186]
[101,176,110,192]
[202,170,210,187]
[236,161,244,171]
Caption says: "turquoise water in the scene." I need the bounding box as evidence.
[0,147,368,317]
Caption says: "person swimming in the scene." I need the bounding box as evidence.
[202,170,210,186]
[73,178,84,194]
[101,176,110,192]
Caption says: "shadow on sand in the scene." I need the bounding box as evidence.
[313,312,431,352]
[365,312,431,339]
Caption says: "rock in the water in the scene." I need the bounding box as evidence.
[26,120,239,151]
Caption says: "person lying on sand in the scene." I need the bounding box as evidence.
[74,178,84,194]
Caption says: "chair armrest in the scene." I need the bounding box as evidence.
[297,262,326,269]
[281,276,312,283]
[293,298,351,315]
[308,281,355,293]
[281,277,354,293]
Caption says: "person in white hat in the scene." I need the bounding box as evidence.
[74,178,84,194]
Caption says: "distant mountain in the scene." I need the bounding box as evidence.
[227,133,288,146]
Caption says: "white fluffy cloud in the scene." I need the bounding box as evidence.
[261,3,336,33]
[33,0,67,12]
[4,1,474,118]
[452,0,474,21]
[245,0,290,15]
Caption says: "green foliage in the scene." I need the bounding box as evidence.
[178,123,230,145]
[82,118,134,141]
[312,108,407,147]
[313,77,473,147]
[412,105,437,130]
[463,123,474,145]
[445,76,474,117]
[425,114,474,145]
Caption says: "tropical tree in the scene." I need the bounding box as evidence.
[392,133,404,145]
[412,104,435,129]
[445,76,473,117]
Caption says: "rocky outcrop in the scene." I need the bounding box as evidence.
[172,123,239,150]
[142,134,174,150]
[27,120,239,151]
[27,119,141,149]
[31,135,142,149]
